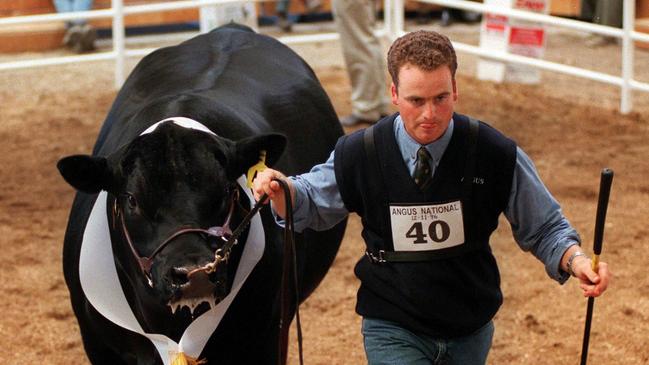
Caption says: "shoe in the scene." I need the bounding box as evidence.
[277,13,293,32]
[79,24,97,52]
[340,114,388,127]
[585,35,618,48]
[63,24,83,49]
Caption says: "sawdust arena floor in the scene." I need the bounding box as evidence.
[1,21,648,364]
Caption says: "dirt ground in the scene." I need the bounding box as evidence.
[1,20,648,364]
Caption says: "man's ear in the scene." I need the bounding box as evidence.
[391,82,399,105]
[228,133,287,179]
[57,155,112,194]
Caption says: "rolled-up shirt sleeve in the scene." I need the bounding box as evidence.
[504,147,581,284]
[274,151,349,232]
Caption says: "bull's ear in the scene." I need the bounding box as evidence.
[229,133,287,178]
[57,155,112,194]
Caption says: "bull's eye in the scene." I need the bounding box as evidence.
[126,194,138,209]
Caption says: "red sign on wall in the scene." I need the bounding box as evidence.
[509,28,545,46]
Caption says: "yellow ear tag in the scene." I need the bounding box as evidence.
[171,352,206,365]
[246,150,268,188]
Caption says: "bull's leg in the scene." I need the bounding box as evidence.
[80,302,160,365]
[78,322,127,365]
[201,321,282,365]
[257,327,282,365]
[81,323,159,365]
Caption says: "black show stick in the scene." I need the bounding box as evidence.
[579,168,614,365]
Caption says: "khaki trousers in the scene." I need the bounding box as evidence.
[581,0,622,28]
[332,0,389,120]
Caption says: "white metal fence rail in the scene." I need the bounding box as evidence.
[410,0,649,114]
[0,0,647,113]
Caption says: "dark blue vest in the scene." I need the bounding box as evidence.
[334,113,517,338]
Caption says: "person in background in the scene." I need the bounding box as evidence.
[253,30,611,364]
[53,0,96,53]
[581,0,622,47]
[332,0,390,126]
[415,2,481,27]
[440,7,466,27]
[276,0,322,32]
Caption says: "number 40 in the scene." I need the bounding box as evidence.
[405,221,450,244]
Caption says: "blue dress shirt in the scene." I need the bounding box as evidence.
[281,115,580,283]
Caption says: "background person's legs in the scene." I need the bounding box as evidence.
[581,0,622,46]
[72,0,95,52]
[54,0,96,52]
[54,0,81,48]
[53,0,75,29]
[276,0,293,32]
[54,0,92,26]
[580,0,597,21]
[71,0,93,15]
[332,0,389,126]
[595,0,622,28]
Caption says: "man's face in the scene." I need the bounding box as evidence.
[391,63,457,145]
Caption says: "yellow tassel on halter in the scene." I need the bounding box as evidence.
[171,352,207,365]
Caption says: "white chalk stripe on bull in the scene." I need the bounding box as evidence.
[79,117,265,365]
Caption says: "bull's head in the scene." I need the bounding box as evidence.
[57,121,285,328]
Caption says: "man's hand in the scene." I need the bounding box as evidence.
[571,257,611,297]
[252,168,293,219]
[562,245,611,297]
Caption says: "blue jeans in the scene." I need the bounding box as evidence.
[276,0,290,14]
[362,318,494,365]
[53,0,94,26]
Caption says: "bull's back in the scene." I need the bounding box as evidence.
[95,24,343,175]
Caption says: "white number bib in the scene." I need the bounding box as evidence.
[390,201,465,251]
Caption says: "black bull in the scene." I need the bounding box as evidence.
[57,24,346,364]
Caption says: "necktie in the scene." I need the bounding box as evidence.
[414,146,432,190]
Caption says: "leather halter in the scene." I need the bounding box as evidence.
[112,189,239,287]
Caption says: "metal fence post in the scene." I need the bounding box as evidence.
[620,0,634,114]
[392,0,404,40]
[384,0,393,39]
[113,0,126,89]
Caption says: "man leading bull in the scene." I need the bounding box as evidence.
[253,30,611,364]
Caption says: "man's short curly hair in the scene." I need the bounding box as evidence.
[387,30,457,87]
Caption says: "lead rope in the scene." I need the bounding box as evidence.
[250,179,302,365]
[272,178,303,365]
[206,180,302,365]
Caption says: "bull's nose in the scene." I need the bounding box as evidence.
[168,266,220,315]
[171,265,214,286]
[182,268,217,299]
